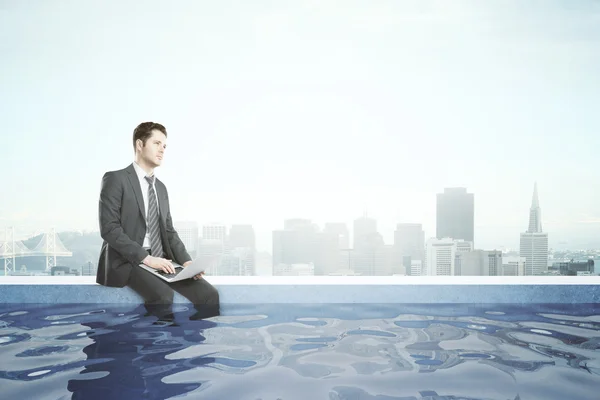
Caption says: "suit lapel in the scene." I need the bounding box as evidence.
[125,164,147,225]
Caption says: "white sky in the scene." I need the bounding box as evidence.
[1,0,599,251]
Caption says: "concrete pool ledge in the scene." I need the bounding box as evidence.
[1,276,598,304]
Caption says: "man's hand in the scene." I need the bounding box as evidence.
[192,271,205,280]
[182,260,204,280]
[143,256,176,274]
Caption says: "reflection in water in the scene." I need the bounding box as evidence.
[66,305,219,399]
[0,303,598,399]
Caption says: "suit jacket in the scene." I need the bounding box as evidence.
[96,163,191,287]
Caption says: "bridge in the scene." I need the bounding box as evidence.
[0,227,72,274]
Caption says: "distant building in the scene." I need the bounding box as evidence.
[51,266,79,276]
[410,260,423,276]
[424,238,457,276]
[202,224,227,241]
[228,225,256,250]
[455,249,502,276]
[519,183,549,275]
[394,223,425,276]
[272,220,317,268]
[353,215,377,249]
[174,221,199,258]
[274,263,315,276]
[501,256,526,276]
[436,188,474,244]
[549,259,594,276]
[351,232,394,275]
[216,247,255,276]
[324,222,350,250]
[227,225,256,275]
[80,262,97,276]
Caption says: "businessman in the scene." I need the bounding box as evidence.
[96,122,219,321]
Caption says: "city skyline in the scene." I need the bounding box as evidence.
[1,182,597,276]
[2,1,600,253]
[0,182,594,255]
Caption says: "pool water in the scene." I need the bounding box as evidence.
[0,303,599,399]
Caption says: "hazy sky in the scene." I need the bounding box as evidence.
[1,0,599,251]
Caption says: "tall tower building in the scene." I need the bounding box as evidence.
[519,183,549,275]
[436,188,474,244]
[527,183,543,233]
[353,215,377,249]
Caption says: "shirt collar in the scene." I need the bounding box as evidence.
[132,161,155,183]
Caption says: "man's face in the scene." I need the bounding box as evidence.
[138,129,167,168]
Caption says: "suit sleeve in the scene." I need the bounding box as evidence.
[99,171,148,266]
[163,189,192,264]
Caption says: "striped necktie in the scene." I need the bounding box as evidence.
[144,175,164,258]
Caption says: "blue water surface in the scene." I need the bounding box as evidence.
[0,303,599,399]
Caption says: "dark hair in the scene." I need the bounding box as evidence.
[133,122,167,152]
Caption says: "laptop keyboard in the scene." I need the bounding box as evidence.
[156,267,183,278]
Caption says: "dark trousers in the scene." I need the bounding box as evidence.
[127,259,220,321]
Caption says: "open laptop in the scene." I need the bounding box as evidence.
[138,254,220,283]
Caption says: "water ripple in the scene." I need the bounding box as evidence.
[0,303,598,399]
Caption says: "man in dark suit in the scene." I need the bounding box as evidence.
[96,121,219,321]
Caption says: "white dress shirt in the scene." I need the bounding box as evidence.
[132,161,160,248]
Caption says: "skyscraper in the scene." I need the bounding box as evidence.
[436,187,474,244]
[394,223,425,260]
[353,215,377,249]
[519,182,549,275]
[394,223,425,275]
